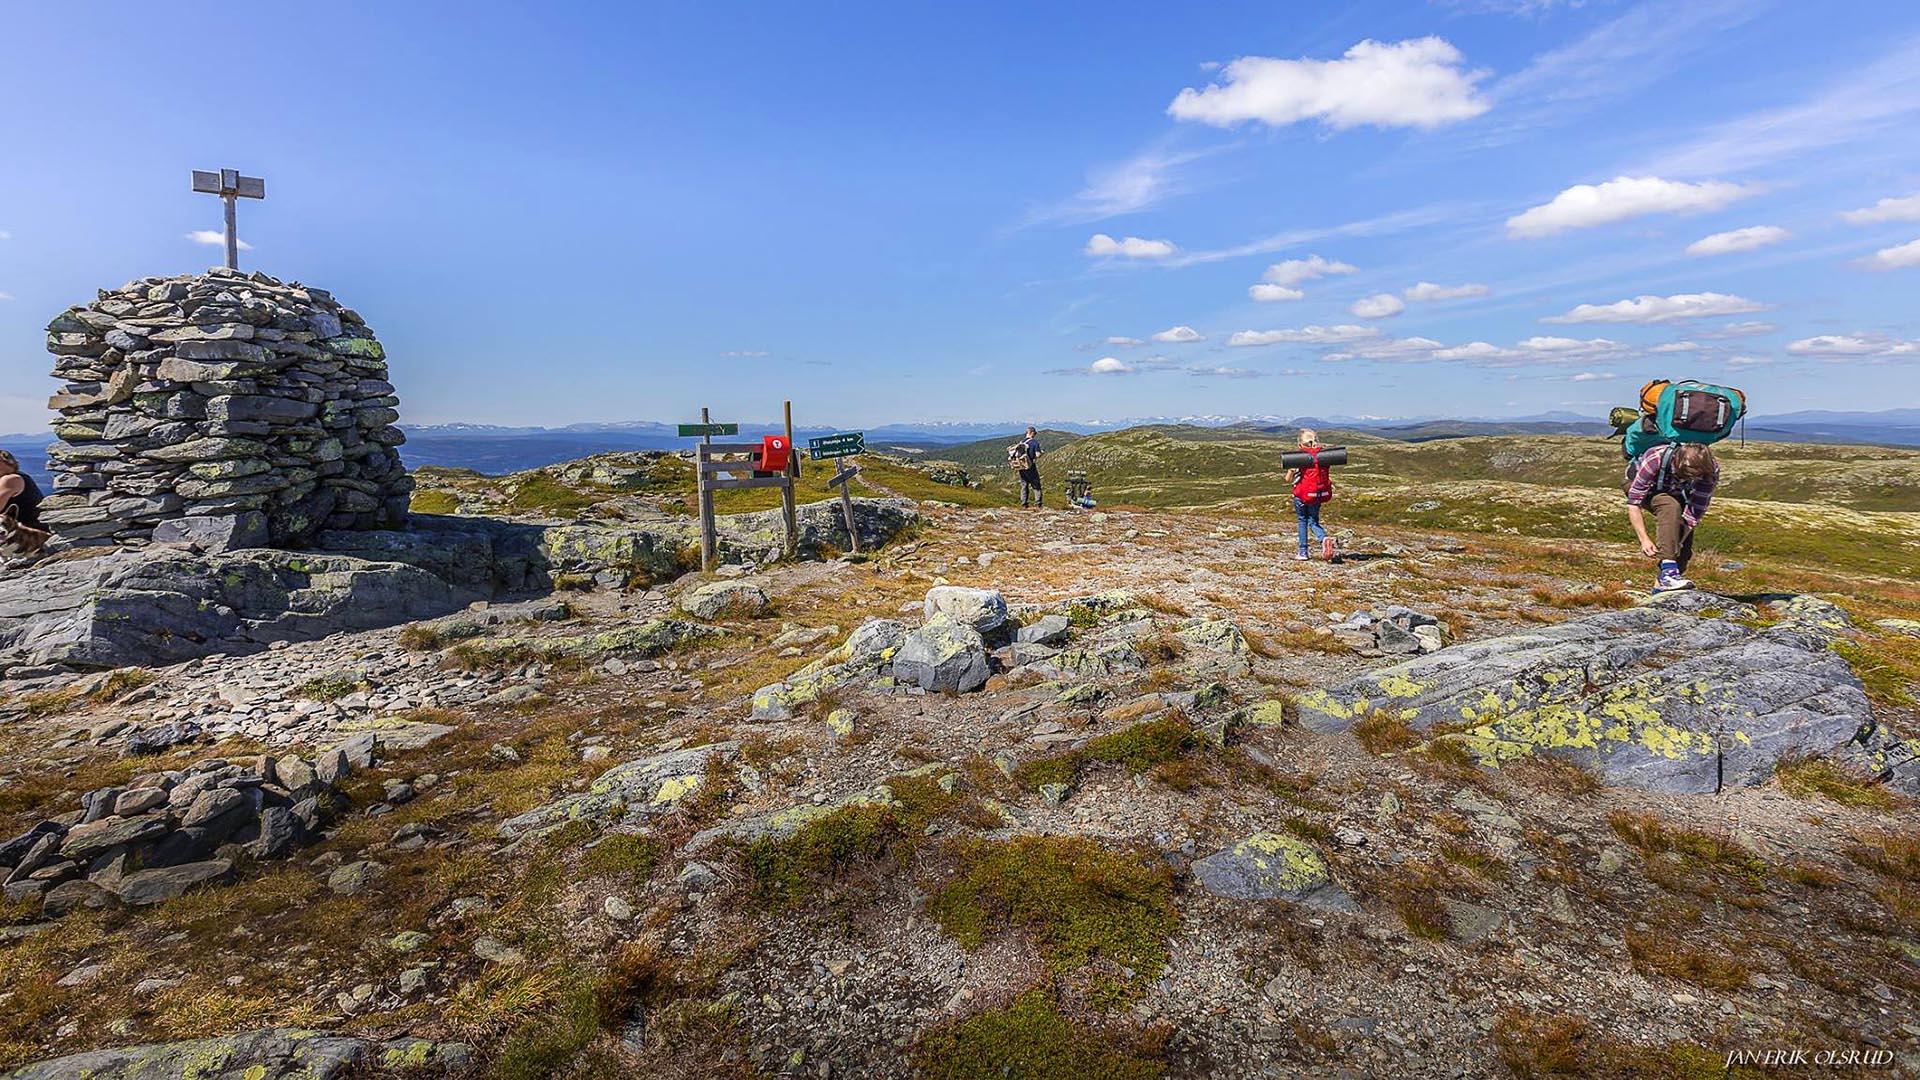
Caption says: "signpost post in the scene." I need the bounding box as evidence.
[190,168,266,271]
[809,431,867,555]
[684,407,797,571]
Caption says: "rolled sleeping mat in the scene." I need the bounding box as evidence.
[1280,447,1349,469]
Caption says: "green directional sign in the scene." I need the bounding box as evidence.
[678,422,738,437]
[808,432,865,460]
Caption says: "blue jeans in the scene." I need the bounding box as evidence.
[1294,497,1326,554]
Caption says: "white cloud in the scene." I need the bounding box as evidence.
[1088,357,1135,375]
[0,230,10,241]
[1402,281,1489,302]
[1187,365,1266,379]
[1432,336,1626,365]
[1104,336,1146,347]
[1698,320,1778,339]
[1085,234,1176,259]
[720,350,769,358]
[186,230,253,251]
[1025,146,1218,226]
[1228,325,1378,347]
[0,292,12,302]
[1784,334,1919,359]
[1323,336,1445,363]
[1350,293,1406,319]
[1841,192,1920,224]
[1169,37,1490,131]
[1650,341,1704,353]
[1685,225,1788,257]
[1262,254,1358,287]
[1542,292,1767,324]
[1858,237,1920,271]
[1571,372,1619,381]
[1725,354,1772,367]
[1506,176,1752,238]
[1248,284,1305,302]
[1151,325,1205,343]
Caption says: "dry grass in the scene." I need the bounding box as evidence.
[1775,755,1902,810]
[1352,710,1421,755]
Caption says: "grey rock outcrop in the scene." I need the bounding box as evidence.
[892,614,990,693]
[0,1027,472,1080]
[923,586,1008,633]
[1294,593,1878,794]
[41,268,410,548]
[1191,833,1356,912]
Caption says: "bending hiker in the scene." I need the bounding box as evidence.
[1008,426,1043,508]
[1624,442,1718,592]
[1287,429,1334,561]
[0,450,49,554]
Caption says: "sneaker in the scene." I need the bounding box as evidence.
[1321,536,1336,561]
[1654,571,1695,592]
[1293,552,1310,561]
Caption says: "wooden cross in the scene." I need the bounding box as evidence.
[190,168,266,270]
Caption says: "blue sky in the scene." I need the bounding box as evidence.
[3,0,1919,431]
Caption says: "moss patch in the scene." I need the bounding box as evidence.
[911,990,1165,1080]
[927,835,1178,1002]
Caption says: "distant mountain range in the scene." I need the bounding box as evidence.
[3,408,1915,482]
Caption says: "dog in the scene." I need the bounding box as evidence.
[1,505,51,557]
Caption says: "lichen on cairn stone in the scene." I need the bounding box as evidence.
[40,267,412,548]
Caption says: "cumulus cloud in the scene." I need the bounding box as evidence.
[1151,325,1205,343]
[1571,372,1619,381]
[1650,341,1704,353]
[186,230,253,251]
[1089,357,1134,374]
[1228,325,1379,347]
[1262,254,1358,287]
[1541,292,1767,324]
[1784,334,1918,359]
[1685,225,1788,257]
[1323,336,1445,363]
[721,350,770,358]
[1725,354,1772,367]
[1432,336,1626,364]
[1249,283,1305,302]
[1168,37,1490,131]
[1506,176,1752,238]
[1858,237,1920,271]
[1841,192,1920,224]
[1350,293,1406,319]
[1104,336,1146,347]
[1085,233,1176,258]
[1402,281,1489,301]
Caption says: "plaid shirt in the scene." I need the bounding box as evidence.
[1625,444,1718,528]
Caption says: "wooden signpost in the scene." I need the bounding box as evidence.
[810,431,867,555]
[686,404,799,571]
[190,168,266,271]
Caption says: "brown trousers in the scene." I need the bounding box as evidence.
[1645,492,1695,571]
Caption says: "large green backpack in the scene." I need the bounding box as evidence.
[1617,379,1746,460]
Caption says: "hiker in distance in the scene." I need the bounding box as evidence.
[1624,441,1719,592]
[1008,426,1043,509]
[1287,429,1335,561]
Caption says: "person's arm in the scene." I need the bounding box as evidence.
[1684,465,1719,528]
[1625,503,1658,557]
[0,474,20,514]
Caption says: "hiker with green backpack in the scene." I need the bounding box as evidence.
[1612,379,1744,593]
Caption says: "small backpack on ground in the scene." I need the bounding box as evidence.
[1292,447,1333,504]
[1617,379,1746,461]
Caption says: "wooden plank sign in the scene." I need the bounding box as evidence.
[826,464,861,489]
[679,422,739,437]
[808,432,865,460]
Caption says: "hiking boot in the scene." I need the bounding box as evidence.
[1321,536,1336,561]
[1654,570,1695,592]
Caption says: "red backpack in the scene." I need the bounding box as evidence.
[1292,447,1333,504]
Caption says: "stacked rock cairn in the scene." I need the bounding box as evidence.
[41,267,411,549]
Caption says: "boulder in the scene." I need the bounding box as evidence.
[1191,833,1356,912]
[151,511,270,552]
[679,580,772,620]
[1294,594,1880,794]
[1014,614,1072,646]
[99,858,233,906]
[892,614,990,693]
[496,742,738,837]
[923,586,1009,633]
[1,1027,370,1080]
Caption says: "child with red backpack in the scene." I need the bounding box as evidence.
[1288,429,1335,561]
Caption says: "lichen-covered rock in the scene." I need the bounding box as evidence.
[892,614,990,693]
[682,766,945,853]
[496,742,737,837]
[41,269,410,547]
[750,619,906,720]
[1191,833,1355,911]
[0,1027,470,1080]
[1055,636,1147,678]
[923,586,1008,633]
[1176,617,1249,655]
[1294,595,1874,794]
[680,580,772,620]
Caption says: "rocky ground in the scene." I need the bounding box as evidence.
[1,485,1918,1079]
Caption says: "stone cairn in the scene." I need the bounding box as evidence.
[41,267,411,549]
